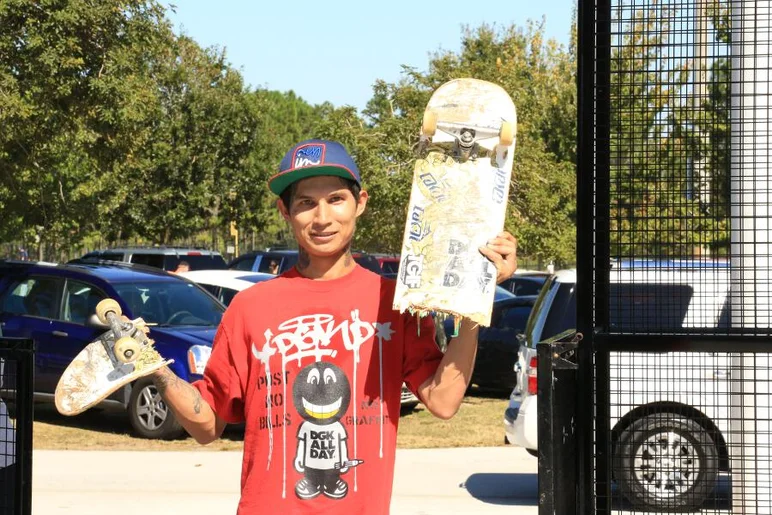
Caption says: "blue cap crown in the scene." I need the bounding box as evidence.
[269,139,361,195]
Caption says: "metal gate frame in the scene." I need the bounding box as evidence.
[576,0,772,513]
[576,0,605,511]
[0,338,34,515]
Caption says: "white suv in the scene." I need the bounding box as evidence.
[504,262,731,511]
[504,269,576,454]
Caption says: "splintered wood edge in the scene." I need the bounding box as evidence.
[54,358,175,416]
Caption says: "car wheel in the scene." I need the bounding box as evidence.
[128,377,185,440]
[613,413,718,511]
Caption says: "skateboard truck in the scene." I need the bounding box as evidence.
[94,299,145,374]
[421,109,515,163]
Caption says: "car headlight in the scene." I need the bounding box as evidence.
[187,345,212,375]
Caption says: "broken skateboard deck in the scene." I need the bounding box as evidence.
[54,298,173,416]
[393,78,517,326]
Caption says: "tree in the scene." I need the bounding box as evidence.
[608,3,730,258]
[0,0,176,257]
[343,22,578,264]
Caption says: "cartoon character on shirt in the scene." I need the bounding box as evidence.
[292,362,361,500]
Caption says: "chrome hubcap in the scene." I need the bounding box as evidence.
[634,431,698,498]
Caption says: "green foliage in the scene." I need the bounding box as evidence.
[608,4,730,258]
[2,3,582,266]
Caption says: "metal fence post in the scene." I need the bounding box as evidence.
[537,331,581,515]
[0,338,34,515]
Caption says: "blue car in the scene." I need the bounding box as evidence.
[0,260,224,439]
[443,286,538,392]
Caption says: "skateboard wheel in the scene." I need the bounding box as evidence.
[422,110,437,137]
[95,298,122,325]
[114,337,141,363]
[499,121,515,147]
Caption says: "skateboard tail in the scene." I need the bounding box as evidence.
[55,358,173,416]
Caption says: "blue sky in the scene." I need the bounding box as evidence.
[166,1,575,111]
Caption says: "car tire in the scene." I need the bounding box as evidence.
[613,413,718,511]
[128,377,185,440]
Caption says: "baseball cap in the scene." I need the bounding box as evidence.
[268,139,362,195]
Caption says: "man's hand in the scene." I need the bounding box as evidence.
[479,231,518,284]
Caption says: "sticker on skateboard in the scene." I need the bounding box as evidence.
[54,298,173,416]
[393,78,517,327]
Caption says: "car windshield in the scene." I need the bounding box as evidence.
[113,280,224,327]
[494,286,516,302]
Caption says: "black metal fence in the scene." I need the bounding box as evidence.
[577,0,772,513]
[0,338,34,515]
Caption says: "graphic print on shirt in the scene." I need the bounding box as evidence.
[250,311,395,498]
[292,362,360,500]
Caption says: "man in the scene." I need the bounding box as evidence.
[151,139,517,514]
[171,261,190,274]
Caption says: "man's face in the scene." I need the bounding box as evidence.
[278,176,367,258]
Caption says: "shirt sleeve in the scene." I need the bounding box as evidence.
[401,312,444,396]
[192,305,248,424]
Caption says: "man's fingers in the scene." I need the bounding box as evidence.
[479,245,504,264]
[484,244,513,257]
[487,237,517,250]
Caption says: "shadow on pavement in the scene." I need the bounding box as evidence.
[462,472,538,506]
[607,474,731,512]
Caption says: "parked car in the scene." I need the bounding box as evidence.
[227,249,383,275]
[442,286,536,392]
[177,269,275,306]
[498,270,550,297]
[372,254,400,279]
[505,263,733,511]
[0,260,224,439]
[74,247,227,272]
[504,270,576,454]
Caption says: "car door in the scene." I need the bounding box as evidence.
[42,278,108,392]
[0,275,64,393]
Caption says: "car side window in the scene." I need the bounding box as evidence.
[200,284,219,297]
[541,283,577,341]
[231,257,255,272]
[256,257,276,273]
[100,253,124,262]
[1,276,62,319]
[62,280,105,325]
[220,287,238,306]
[131,254,165,269]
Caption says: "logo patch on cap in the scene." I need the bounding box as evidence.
[293,143,325,169]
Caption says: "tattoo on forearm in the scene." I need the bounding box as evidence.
[297,247,310,270]
[192,390,202,414]
[154,368,202,415]
[153,368,180,395]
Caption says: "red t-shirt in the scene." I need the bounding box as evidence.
[193,265,443,514]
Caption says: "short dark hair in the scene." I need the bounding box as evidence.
[279,177,361,212]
